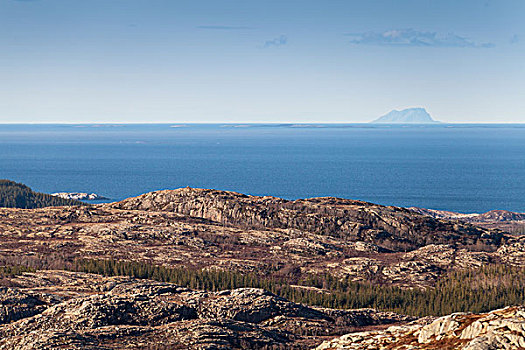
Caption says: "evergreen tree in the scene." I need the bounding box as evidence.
[0,180,85,208]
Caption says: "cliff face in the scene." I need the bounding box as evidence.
[111,188,503,252]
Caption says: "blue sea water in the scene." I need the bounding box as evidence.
[0,123,524,213]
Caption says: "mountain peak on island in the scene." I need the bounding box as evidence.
[371,107,439,124]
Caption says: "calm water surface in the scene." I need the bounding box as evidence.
[0,124,524,213]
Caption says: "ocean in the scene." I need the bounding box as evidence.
[0,123,524,213]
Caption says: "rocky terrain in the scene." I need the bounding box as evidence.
[1,187,525,348]
[409,207,525,223]
[112,188,503,252]
[317,306,525,350]
[0,187,520,290]
[409,207,525,234]
[0,270,410,349]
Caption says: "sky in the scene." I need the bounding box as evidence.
[0,0,524,123]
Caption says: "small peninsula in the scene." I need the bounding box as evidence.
[371,107,440,124]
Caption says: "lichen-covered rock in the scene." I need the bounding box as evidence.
[0,288,48,325]
[326,257,382,281]
[497,236,525,266]
[316,306,525,350]
[194,288,328,323]
[0,271,407,349]
[111,188,502,252]
[382,260,442,286]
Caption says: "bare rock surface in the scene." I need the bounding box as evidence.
[497,236,525,266]
[0,271,409,349]
[409,207,525,223]
[316,306,525,350]
[111,188,502,252]
[0,287,48,325]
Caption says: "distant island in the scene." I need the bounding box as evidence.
[371,107,440,124]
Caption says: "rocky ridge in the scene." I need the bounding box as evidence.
[111,188,503,252]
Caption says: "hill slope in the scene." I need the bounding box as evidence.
[0,270,410,349]
[111,187,502,252]
[317,306,525,350]
[409,207,525,234]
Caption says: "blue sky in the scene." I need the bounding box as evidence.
[0,0,523,123]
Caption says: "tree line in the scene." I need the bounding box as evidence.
[0,179,84,208]
[3,256,525,317]
[68,259,525,317]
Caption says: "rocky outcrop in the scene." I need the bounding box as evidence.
[409,207,478,220]
[404,244,492,269]
[111,188,502,252]
[52,192,108,201]
[317,306,525,350]
[496,236,525,266]
[324,257,382,281]
[0,271,409,349]
[0,288,49,325]
[409,207,525,234]
[195,288,327,324]
[411,207,525,223]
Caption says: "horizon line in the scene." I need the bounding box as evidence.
[0,122,524,125]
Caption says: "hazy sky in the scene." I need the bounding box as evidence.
[1,0,523,123]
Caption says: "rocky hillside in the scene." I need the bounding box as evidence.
[0,188,521,293]
[410,207,525,234]
[2,271,525,349]
[0,271,410,349]
[410,207,525,223]
[111,188,503,252]
[1,187,525,348]
[317,306,525,350]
